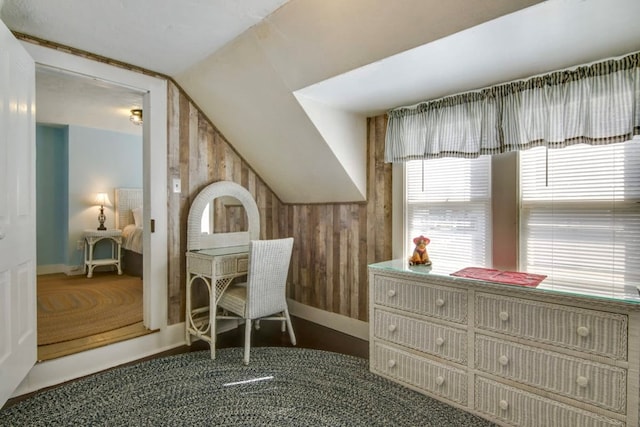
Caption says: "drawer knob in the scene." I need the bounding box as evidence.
[388,359,396,368]
[388,324,397,332]
[576,376,589,388]
[435,298,445,307]
[576,326,590,337]
[499,311,509,321]
[435,337,445,346]
[499,400,509,411]
[435,376,445,386]
[388,289,397,298]
[498,355,509,366]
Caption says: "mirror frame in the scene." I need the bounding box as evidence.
[186,181,260,251]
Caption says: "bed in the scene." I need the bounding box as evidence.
[115,188,144,278]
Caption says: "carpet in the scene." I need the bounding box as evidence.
[0,347,495,426]
[37,274,143,345]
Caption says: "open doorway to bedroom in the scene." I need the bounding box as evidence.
[35,65,151,360]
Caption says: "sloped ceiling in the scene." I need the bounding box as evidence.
[175,0,545,202]
[3,0,640,203]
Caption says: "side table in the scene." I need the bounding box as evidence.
[83,229,123,278]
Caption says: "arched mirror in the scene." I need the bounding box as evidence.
[200,196,248,235]
[187,181,259,251]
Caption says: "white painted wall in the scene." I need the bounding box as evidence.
[293,94,367,199]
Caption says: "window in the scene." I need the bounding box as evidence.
[520,141,640,296]
[406,157,492,271]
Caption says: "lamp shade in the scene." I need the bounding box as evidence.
[94,192,112,207]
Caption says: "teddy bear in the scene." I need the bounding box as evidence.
[409,235,431,265]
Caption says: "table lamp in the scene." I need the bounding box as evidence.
[94,192,112,230]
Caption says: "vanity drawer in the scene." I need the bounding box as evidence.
[475,335,626,413]
[475,377,624,427]
[373,308,467,364]
[373,275,467,324]
[186,255,214,276]
[372,342,468,406]
[475,293,628,360]
[214,254,248,276]
[236,257,248,273]
[188,253,248,277]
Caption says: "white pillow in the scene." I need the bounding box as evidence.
[132,207,143,227]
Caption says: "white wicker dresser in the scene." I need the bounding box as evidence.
[369,260,640,427]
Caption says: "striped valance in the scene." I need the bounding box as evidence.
[385,51,640,163]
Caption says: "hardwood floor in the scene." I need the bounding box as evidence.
[3,316,368,409]
[168,315,368,359]
[37,272,148,361]
[38,322,153,361]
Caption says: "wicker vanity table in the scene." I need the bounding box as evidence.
[184,181,260,359]
[369,260,640,427]
[185,246,248,356]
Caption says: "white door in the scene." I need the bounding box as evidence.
[0,20,37,406]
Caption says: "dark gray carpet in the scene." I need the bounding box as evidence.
[1,347,495,426]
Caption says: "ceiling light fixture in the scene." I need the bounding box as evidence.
[130,109,143,126]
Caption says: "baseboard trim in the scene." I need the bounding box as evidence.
[12,323,186,398]
[36,264,67,275]
[287,299,369,341]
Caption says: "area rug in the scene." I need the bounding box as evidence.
[1,347,494,426]
[37,274,143,345]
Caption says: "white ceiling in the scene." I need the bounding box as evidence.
[1,0,289,75]
[35,65,144,136]
[2,0,640,203]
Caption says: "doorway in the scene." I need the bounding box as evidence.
[35,65,149,360]
[10,41,170,398]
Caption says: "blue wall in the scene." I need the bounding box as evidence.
[36,124,142,270]
[67,125,142,266]
[36,124,69,267]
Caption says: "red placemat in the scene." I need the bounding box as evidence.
[450,267,546,287]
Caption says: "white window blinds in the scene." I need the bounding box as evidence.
[406,157,492,271]
[520,141,640,296]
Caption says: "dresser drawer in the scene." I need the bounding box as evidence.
[373,308,467,364]
[475,293,628,360]
[373,275,467,324]
[372,342,468,406]
[475,377,624,427]
[475,335,627,413]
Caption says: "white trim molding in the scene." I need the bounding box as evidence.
[12,323,186,398]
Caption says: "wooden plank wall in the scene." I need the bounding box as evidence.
[282,115,392,321]
[167,81,392,324]
[167,82,287,323]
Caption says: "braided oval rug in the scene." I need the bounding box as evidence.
[1,347,494,426]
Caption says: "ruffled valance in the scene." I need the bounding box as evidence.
[385,52,640,162]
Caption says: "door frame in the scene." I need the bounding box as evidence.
[10,41,180,398]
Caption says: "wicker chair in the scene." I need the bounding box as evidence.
[217,237,297,364]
